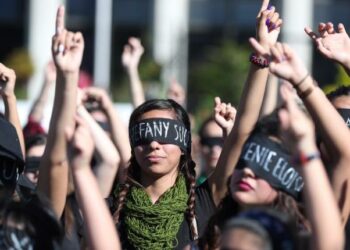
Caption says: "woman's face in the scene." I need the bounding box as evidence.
[200,120,223,173]
[133,109,183,178]
[230,167,278,206]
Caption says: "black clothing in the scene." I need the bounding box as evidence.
[59,194,84,250]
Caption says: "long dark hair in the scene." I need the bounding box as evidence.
[198,110,309,249]
[112,99,199,239]
[0,194,63,250]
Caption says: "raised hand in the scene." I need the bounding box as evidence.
[83,87,113,111]
[249,39,309,86]
[52,6,84,73]
[305,22,350,68]
[121,37,144,70]
[0,63,16,98]
[214,97,236,137]
[256,0,283,51]
[278,84,316,154]
[67,116,95,171]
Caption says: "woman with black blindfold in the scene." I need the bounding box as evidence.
[198,1,313,248]
[112,99,217,249]
[112,1,285,249]
[200,5,347,248]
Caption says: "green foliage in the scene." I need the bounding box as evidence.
[4,48,34,84]
[322,64,350,94]
[188,40,250,119]
[3,48,34,99]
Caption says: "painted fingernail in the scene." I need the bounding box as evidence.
[267,4,273,10]
[58,44,65,54]
[268,23,276,32]
[266,18,271,26]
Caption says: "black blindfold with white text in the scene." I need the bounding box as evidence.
[129,118,191,152]
[238,134,304,200]
[337,108,350,128]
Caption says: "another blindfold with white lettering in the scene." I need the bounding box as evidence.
[337,109,350,127]
[129,118,191,152]
[238,134,304,200]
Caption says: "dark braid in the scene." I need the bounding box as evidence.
[112,156,140,224]
[181,158,198,240]
[112,182,130,224]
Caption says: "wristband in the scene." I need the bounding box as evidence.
[292,151,320,166]
[250,53,270,68]
[297,80,318,99]
[294,73,309,88]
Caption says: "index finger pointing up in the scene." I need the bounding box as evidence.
[259,0,270,12]
[55,5,65,35]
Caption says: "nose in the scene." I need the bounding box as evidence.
[241,167,256,178]
[210,145,222,155]
[149,140,161,150]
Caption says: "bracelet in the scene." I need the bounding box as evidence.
[292,151,320,166]
[249,53,270,68]
[297,79,319,99]
[294,73,309,88]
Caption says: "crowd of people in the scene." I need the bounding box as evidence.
[0,1,350,249]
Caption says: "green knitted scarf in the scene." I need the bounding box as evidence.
[124,175,189,250]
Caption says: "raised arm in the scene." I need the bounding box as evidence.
[254,40,350,224]
[305,22,350,76]
[122,37,145,107]
[260,74,279,116]
[0,63,25,156]
[279,84,344,250]
[83,87,131,183]
[209,0,282,205]
[37,5,84,217]
[28,61,56,122]
[167,79,186,107]
[67,117,121,250]
[213,97,236,139]
[77,100,120,197]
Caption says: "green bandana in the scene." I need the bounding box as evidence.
[124,175,189,250]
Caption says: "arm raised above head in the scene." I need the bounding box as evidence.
[38,5,84,218]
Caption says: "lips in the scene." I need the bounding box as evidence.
[145,155,165,163]
[237,180,253,191]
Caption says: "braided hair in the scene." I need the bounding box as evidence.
[112,99,199,240]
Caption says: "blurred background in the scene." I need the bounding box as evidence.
[0,0,349,123]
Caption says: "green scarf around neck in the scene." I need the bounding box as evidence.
[124,174,189,250]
